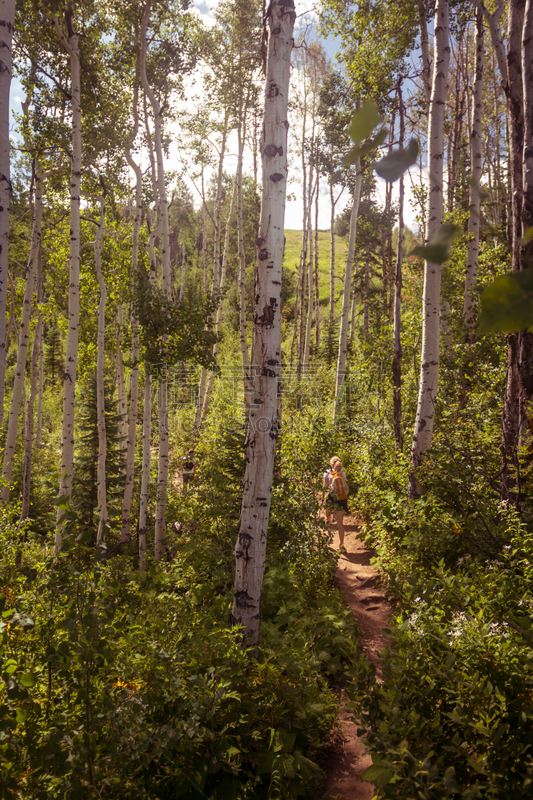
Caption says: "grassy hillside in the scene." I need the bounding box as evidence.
[283,230,350,311]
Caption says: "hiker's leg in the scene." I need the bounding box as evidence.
[336,510,345,546]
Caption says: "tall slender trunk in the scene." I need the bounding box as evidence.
[237,121,250,403]
[138,369,151,571]
[54,5,81,551]
[303,181,314,366]
[230,0,294,653]
[0,0,15,432]
[363,242,370,337]
[179,231,185,302]
[121,87,143,544]
[21,319,39,522]
[201,174,238,421]
[116,305,127,473]
[334,160,362,422]
[393,86,405,450]
[94,187,107,544]
[464,8,484,333]
[140,0,171,559]
[500,0,533,502]
[329,182,336,319]
[35,254,44,449]
[409,0,450,497]
[2,162,41,502]
[314,180,320,350]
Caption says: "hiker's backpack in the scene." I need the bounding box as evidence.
[329,470,349,501]
[183,457,194,472]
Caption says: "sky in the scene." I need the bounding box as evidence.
[9,0,424,236]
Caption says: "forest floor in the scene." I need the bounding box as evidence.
[321,513,393,800]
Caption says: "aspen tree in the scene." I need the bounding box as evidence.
[463,8,484,334]
[94,184,107,544]
[237,119,251,403]
[1,160,42,502]
[230,0,295,652]
[201,174,238,421]
[334,158,362,423]
[120,95,142,544]
[140,0,172,560]
[115,305,128,473]
[393,85,405,450]
[408,0,450,497]
[53,4,81,552]
[0,0,14,432]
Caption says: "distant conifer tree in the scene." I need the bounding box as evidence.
[73,373,125,538]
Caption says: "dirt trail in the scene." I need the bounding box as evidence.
[321,513,393,800]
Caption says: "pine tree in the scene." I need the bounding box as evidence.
[73,374,125,538]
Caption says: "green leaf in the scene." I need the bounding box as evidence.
[20,672,36,688]
[374,139,419,182]
[362,764,395,787]
[347,100,384,145]
[15,707,28,724]
[409,224,459,264]
[345,129,388,166]
[480,270,533,333]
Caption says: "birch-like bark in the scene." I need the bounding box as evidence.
[138,369,151,571]
[329,182,336,319]
[230,0,294,652]
[0,0,14,432]
[418,0,432,109]
[140,0,171,559]
[94,188,107,544]
[464,8,484,333]
[54,5,81,551]
[393,85,405,451]
[363,242,370,337]
[35,244,44,449]
[201,173,238,422]
[1,162,41,501]
[20,319,39,521]
[303,183,314,366]
[116,305,127,473]
[334,160,362,422]
[409,0,450,496]
[121,94,143,545]
[314,179,320,350]
[179,231,185,302]
[236,122,250,403]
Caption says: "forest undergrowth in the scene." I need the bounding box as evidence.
[0,404,362,800]
[347,349,533,798]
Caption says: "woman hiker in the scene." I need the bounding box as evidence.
[322,456,349,553]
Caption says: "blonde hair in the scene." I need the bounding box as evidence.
[330,456,342,470]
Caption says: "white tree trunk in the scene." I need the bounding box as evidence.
[334,159,362,422]
[21,319,40,522]
[116,305,128,472]
[201,174,238,422]
[140,0,171,559]
[0,0,14,433]
[1,161,42,501]
[329,182,336,319]
[121,97,143,544]
[138,369,151,571]
[409,0,450,494]
[94,189,107,544]
[54,6,81,551]
[236,122,250,403]
[464,8,484,332]
[230,0,295,653]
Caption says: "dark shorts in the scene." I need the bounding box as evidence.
[183,472,194,485]
[326,495,348,513]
